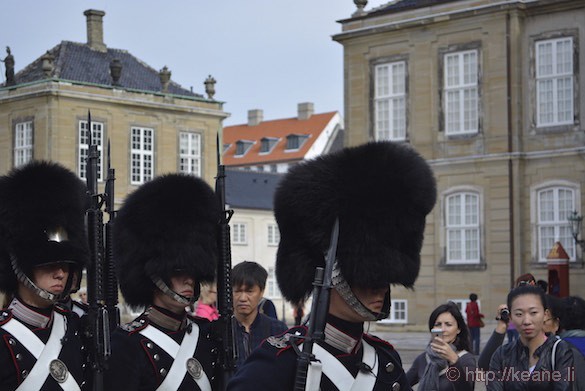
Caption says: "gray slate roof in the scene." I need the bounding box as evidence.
[4,41,200,97]
[225,170,283,211]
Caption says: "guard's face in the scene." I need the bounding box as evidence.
[233,284,263,318]
[153,273,196,314]
[329,286,389,322]
[32,262,70,294]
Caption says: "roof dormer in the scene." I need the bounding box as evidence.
[235,140,254,157]
[285,134,309,151]
[260,137,279,154]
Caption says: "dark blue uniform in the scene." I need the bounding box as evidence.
[106,306,218,391]
[0,299,86,391]
[228,315,412,391]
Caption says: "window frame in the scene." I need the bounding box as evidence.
[232,222,248,245]
[374,60,407,141]
[378,299,408,324]
[79,120,104,181]
[14,120,33,168]
[445,191,481,265]
[130,126,154,185]
[535,36,575,128]
[536,186,576,262]
[267,223,280,246]
[179,131,201,177]
[265,266,282,299]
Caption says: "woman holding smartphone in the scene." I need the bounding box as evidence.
[407,302,476,390]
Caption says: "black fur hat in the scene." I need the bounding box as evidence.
[114,174,220,308]
[0,161,89,295]
[274,141,436,304]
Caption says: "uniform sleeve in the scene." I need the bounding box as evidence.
[228,343,296,391]
[478,330,506,371]
[105,330,143,391]
[487,345,505,391]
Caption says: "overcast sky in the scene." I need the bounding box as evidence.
[1,1,389,126]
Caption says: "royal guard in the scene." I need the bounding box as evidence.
[228,141,437,390]
[0,162,89,390]
[106,174,220,391]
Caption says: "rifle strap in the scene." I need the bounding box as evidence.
[302,339,378,391]
[1,313,81,391]
[139,321,211,391]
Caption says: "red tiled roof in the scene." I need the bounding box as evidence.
[223,112,338,166]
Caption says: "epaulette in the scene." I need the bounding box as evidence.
[0,308,12,325]
[120,318,148,334]
[264,326,306,355]
[187,314,210,324]
[363,333,395,350]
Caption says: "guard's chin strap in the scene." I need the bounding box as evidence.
[10,254,73,303]
[331,261,390,321]
[150,275,196,306]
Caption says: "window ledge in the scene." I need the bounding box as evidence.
[529,260,585,269]
[438,262,487,271]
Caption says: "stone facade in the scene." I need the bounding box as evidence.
[335,0,585,329]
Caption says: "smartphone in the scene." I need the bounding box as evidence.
[431,328,443,339]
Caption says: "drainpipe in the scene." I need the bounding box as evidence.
[506,12,515,289]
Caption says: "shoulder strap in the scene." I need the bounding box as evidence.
[551,337,562,371]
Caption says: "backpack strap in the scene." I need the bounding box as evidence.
[551,337,562,371]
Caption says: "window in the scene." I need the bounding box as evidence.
[260,137,279,154]
[537,187,575,261]
[378,300,407,324]
[235,140,254,156]
[374,61,406,141]
[79,120,104,180]
[266,267,281,299]
[449,299,472,321]
[179,132,201,177]
[536,37,574,127]
[285,134,308,151]
[446,192,480,264]
[270,164,277,173]
[130,127,154,185]
[232,223,247,245]
[444,50,479,135]
[268,224,280,246]
[14,121,33,167]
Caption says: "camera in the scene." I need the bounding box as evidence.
[499,308,510,322]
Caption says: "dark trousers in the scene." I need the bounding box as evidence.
[470,326,480,355]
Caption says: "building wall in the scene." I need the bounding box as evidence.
[336,0,585,329]
[0,80,227,203]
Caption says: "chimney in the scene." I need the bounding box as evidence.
[298,102,314,120]
[84,9,107,52]
[248,109,263,126]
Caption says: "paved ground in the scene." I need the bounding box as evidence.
[374,327,495,391]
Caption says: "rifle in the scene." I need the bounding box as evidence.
[293,218,339,391]
[84,111,116,391]
[214,133,237,390]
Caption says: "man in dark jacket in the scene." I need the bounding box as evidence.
[228,141,437,391]
[231,261,288,368]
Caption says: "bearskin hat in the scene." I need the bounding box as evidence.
[0,161,89,294]
[274,141,436,304]
[114,174,220,308]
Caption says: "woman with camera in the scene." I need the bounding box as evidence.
[487,285,574,390]
[406,302,476,391]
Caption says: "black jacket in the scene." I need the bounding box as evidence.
[488,335,574,390]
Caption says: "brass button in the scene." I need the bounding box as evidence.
[8,338,16,346]
[15,353,22,361]
[153,354,160,361]
[160,368,167,377]
[385,362,395,373]
[391,381,401,391]
[146,342,154,349]
[22,370,28,379]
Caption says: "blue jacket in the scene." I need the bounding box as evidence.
[235,312,288,368]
